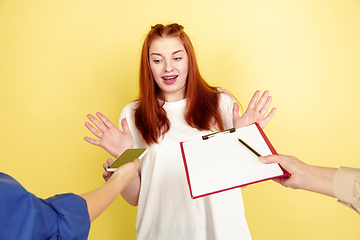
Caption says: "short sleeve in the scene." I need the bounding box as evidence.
[119,101,147,148]
[218,88,237,129]
[44,194,90,240]
[0,173,90,240]
[119,101,138,131]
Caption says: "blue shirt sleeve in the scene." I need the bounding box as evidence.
[0,172,90,240]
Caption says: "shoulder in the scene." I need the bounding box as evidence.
[122,101,139,111]
[120,101,139,116]
[216,88,237,127]
[0,173,28,196]
[217,88,236,105]
[119,101,139,127]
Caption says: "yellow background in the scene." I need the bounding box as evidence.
[0,0,359,239]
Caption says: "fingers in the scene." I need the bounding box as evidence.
[248,90,273,115]
[232,102,240,120]
[85,112,116,140]
[86,113,108,133]
[259,154,287,164]
[96,112,115,129]
[103,158,114,170]
[84,121,103,139]
[259,155,280,164]
[103,162,109,170]
[84,136,101,146]
[132,158,141,168]
[103,171,112,182]
[233,102,240,115]
[261,107,277,128]
[272,178,281,184]
[102,159,113,173]
[103,159,115,182]
[254,90,269,112]
[258,95,272,115]
[246,90,260,110]
[121,118,131,134]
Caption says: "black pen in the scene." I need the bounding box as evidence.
[238,138,261,157]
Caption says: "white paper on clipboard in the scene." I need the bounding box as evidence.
[180,123,288,199]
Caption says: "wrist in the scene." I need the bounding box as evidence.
[106,171,125,193]
[298,164,315,191]
[300,164,337,197]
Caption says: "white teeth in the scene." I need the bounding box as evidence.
[163,76,177,80]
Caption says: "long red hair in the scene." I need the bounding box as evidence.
[135,23,225,145]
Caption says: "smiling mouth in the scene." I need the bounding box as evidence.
[162,75,178,84]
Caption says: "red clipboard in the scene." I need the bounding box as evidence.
[180,123,289,199]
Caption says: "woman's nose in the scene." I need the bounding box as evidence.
[165,61,173,72]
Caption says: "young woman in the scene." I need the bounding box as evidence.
[85,23,276,240]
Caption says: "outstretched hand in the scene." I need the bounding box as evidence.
[107,158,141,185]
[84,112,133,158]
[233,90,276,129]
[259,154,304,189]
[259,154,337,198]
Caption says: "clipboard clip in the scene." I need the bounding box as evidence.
[202,128,236,140]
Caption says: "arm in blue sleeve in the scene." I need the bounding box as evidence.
[0,173,90,240]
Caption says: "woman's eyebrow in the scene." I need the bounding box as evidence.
[150,52,162,57]
[150,49,185,57]
[173,50,184,55]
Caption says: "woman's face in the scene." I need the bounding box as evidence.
[149,36,189,102]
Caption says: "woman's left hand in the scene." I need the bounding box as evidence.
[233,90,276,129]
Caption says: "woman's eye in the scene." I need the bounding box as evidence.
[174,57,182,61]
[154,59,162,63]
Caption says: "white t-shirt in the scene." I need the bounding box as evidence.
[119,90,252,240]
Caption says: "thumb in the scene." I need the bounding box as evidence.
[259,154,282,164]
[121,118,131,133]
[133,158,141,168]
[233,103,240,120]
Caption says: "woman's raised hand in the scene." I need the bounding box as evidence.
[233,90,276,129]
[84,112,134,157]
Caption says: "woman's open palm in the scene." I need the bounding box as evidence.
[84,112,133,157]
[233,90,276,129]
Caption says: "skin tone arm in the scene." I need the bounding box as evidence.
[84,113,140,206]
[259,154,337,198]
[80,158,141,222]
[102,158,140,206]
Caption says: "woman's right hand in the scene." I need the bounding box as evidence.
[84,112,134,158]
